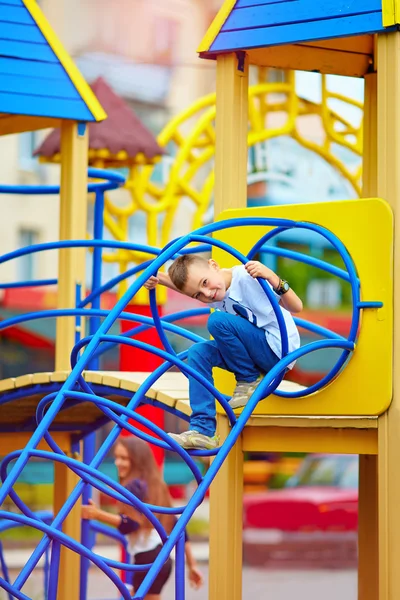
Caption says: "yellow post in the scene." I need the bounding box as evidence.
[209,51,249,600]
[54,455,82,600]
[56,120,88,370]
[214,52,249,215]
[209,415,244,600]
[377,31,400,600]
[358,71,379,600]
[54,121,88,600]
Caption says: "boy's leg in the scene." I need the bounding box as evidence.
[207,311,279,378]
[207,311,279,408]
[168,340,227,449]
[187,340,227,436]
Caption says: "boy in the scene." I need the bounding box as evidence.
[145,255,302,449]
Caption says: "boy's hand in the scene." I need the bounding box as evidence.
[245,261,279,288]
[144,276,159,290]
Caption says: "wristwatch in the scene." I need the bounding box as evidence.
[273,278,290,296]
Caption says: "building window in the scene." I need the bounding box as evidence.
[17,229,39,281]
[18,132,39,172]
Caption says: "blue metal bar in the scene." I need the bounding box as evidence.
[47,540,61,600]
[0,167,125,196]
[0,279,57,289]
[175,534,185,600]
[259,244,350,281]
[293,317,347,341]
[0,511,132,599]
[0,541,12,600]
[135,337,354,598]
[0,214,380,600]
[88,187,105,370]
[0,239,161,266]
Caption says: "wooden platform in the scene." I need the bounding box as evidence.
[0,371,379,455]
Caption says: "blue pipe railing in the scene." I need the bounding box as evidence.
[0,213,384,600]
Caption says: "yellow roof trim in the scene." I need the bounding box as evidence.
[22,0,107,122]
[382,0,400,25]
[198,0,237,53]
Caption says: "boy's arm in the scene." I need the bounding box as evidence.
[144,272,180,292]
[245,261,303,313]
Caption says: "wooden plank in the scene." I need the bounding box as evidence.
[242,426,378,454]
[247,43,372,76]
[0,56,66,79]
[50,371,69,383]
[246,415,378,428]
[174,399,191,416]
[0,39,56,62]
[0,114,61,136]
[14,374,33,388]
[306,34,374,54]
[32,372,52,384]
[212,12,385,51]
[223,0,380,31]
[0,5,33,24]
[0,91,93,121]
[0,433,71,455]
[0,73,78,99]
[0,378,16,393]
[0,21,45,43]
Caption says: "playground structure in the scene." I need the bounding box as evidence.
[0,3,398,600]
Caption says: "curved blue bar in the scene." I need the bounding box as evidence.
[0,212,384,600]
[259,244,350,281]
[0,167,125,196]
[0,279,57,289]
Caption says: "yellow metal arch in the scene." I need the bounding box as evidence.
[101,70,363,301]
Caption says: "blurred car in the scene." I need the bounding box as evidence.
[243,454,358,533]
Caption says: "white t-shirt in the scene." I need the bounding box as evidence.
[210,265,300,369]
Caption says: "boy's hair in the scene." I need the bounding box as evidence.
[168,254,209,291]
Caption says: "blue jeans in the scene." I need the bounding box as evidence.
[187,311,280,437]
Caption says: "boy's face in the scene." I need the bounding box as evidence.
[182,259,226,303]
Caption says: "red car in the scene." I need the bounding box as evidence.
[243,454,358,533]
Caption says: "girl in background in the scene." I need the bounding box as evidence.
[82,436,203,600]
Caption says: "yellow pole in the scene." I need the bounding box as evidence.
[55,120,88,600]
[209,51,249,600]
[377,31,400,600]
[56,120,88,370]
[214,52,249,215]
[357,72,379,600]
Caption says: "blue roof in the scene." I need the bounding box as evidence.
[0,0,105,122]
[202,0,388,54]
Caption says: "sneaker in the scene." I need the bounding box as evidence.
[168,430,219,450]
[229,375,263,409]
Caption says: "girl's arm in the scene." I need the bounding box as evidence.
[245,261,303,313]
[81,499,139,534]
[81,499,121,527]
[185,541,204,589]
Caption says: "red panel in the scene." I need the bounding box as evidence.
[120,304,165,467]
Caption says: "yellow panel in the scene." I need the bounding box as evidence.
[247,44,372,76]
[197,0,236,53]
[213,199,393,416]
[23,0,106,122]
[242,426,378,455]
[381,0,400,26]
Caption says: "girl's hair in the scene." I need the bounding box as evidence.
[116,436,175,534]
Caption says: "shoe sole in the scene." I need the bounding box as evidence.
[168,434,218,450]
